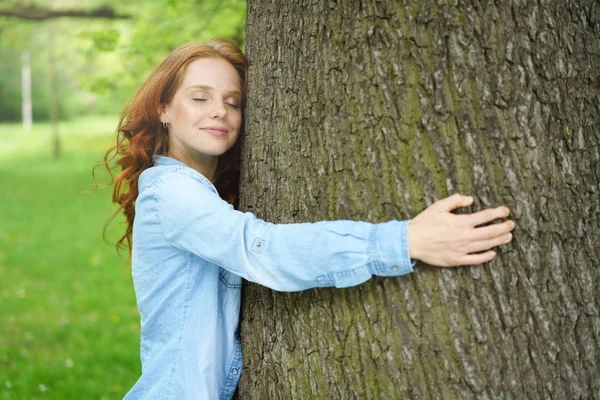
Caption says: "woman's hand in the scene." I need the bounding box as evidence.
[408,194,515,267]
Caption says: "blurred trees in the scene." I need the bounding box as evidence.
[0,0,246,122]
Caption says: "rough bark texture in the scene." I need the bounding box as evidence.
[239,1,600,398]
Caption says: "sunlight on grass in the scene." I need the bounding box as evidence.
[0,116,140,399]
[0,116,118,159]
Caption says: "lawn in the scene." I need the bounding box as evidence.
[0,116,141,399]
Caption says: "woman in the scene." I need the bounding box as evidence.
[99,38,515,399]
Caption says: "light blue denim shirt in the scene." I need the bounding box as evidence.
[123,155,415,399]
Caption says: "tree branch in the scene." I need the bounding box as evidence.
[0,5,131,21]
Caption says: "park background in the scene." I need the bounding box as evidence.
[0,0,245,398]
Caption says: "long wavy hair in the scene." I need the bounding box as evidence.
[94,38,248,255]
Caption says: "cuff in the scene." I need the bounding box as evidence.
[370,220,416,276]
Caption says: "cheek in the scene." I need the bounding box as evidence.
[230,113,242,132]
[169,102,197,124]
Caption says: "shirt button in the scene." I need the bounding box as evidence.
[232,368,238,375]
[391,266,399,272]
[256,242,262,247]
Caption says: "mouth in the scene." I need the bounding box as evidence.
[201,127,228,137]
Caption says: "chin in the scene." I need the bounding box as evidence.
[197,145,233,157]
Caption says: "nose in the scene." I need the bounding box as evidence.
[211,100,226,120]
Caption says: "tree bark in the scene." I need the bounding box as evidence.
[239,1,600,399]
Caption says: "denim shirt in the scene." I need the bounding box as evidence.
[123,155,415,399]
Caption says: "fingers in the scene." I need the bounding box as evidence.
[434,194,474,212]
[470,220,515,241]
[466,206,511,227]
[461,219,514,262]
[458,250,497,265]
[465,232,512,254]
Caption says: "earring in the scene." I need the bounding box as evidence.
[162,122,168,129]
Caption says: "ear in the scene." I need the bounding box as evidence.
[158,103,168,123]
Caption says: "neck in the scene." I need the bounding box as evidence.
[167,150,219,183]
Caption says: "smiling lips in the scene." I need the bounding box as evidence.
[201,126,228,137]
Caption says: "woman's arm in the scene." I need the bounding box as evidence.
[152,172,513,291]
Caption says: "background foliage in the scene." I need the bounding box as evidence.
[0,0,246,398]
[0,0,246,121]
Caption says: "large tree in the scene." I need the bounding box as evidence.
[238,1,600,398]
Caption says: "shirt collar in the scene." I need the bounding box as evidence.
[152,155,219,194]
[153,155,189,167]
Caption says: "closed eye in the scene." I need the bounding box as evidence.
[226,103,240,109]
[192,98,207,102]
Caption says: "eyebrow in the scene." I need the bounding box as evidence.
[185,85,241,97]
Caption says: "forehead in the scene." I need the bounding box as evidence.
[180,57,241,92]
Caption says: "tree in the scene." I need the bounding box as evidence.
[238,1,600,398]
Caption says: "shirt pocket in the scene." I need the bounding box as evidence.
[218,268,242,289]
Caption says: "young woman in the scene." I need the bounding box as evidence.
[100,38,515,399]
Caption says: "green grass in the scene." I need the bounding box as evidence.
[0,116,140,399]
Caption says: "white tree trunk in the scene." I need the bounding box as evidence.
[21,50,32,132]
[47,25,60,158]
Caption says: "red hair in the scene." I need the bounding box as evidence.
[94,38,248,254]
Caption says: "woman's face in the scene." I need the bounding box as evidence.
[161,57,243,162]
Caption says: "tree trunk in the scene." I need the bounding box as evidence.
[48,24,61,159]
[239,1,600,399]
[21,50,32,132]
